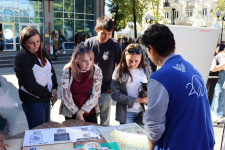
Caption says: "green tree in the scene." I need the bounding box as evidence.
[107,0,126,38]
[125,0,149,38]
[213,0,225,17]
[214,0,225,31]
[149,0,160,23]
[54,0,63,11]
[107,0,150,38]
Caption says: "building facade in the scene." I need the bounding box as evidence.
[161,0,216,27]
[0,0,105,51]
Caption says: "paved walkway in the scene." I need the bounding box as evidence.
[0,62,224,149]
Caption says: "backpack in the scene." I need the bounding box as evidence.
[59,35,66,42]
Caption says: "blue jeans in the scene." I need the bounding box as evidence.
[22,100,50,129]
[211,70,225,117]
[98,92,112,125]
[59,42,65,52]
[126,111,144,126]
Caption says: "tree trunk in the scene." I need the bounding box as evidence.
[112,4,119,38]
[133,0,137,39]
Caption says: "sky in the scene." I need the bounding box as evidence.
[105,0,110,16]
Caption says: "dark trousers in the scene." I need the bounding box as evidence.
[0,41,4,51]
[53,46,58,60]
[65,113,97,123]
[206,78,218,106]
[22,100,50,129]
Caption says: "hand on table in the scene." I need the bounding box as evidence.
[76,109,85,122]
[50,89,57,107]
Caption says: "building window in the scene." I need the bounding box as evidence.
[187,9,193,17]
[0,0,44,45]
[202,8,207,16]
[163,0,169,7]
[165,12,169,19]
[54,0,95,49]
[175,11,179,18]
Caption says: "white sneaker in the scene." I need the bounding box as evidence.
[63,51,66,54]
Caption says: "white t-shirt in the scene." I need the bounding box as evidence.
[126,68,147,112]
[38,58,53,92]
[211,52,225,71]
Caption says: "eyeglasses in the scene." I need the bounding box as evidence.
[127,48,142,55]
[77,46,92,53]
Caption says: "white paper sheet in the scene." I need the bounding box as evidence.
[23,129,51,147]
[68,126,101,141]
[69,125,94,131]
[23,126,101,147]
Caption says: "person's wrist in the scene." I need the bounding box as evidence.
[79,109,85,114]
[135,98,140,103]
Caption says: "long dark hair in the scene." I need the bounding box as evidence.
[116,43,147,82]
[77,33,87,45]
[19,27,46,66]
[52,31,57,39]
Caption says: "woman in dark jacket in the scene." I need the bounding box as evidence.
[14,27,58,129]
[58,29,66,54]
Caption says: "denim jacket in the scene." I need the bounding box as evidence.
[111,65,152,123]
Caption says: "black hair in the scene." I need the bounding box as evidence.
[96,16,114,32]
[142,24,175,57]
[136,37,142,44]
[77,33,87,45]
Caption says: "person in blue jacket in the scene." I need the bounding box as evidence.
[142,24,215,150]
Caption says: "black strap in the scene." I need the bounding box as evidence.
[69,67,71,82]
[140,104,145,125]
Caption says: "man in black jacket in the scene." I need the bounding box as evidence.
[85,16,122,125]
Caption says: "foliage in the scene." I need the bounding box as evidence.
[107,0,125,33]
[148,0,162,24]
[107,0,150,38]
[53,0,63,11]
[214,0,225,30]
[124,0,149,24]
[213,0,225,18]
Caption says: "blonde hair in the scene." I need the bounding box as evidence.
[64,45,94,82]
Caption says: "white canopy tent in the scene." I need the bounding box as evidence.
[116,24,134,39]
[138,23,150,36]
